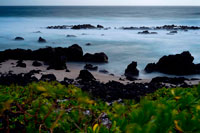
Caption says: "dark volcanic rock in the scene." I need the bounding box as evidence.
[67,44,83,61]
[151,77,188,85]
[41,74,56,81]
[84,64,98,71]
[32,60,42,67]
[14,37,24,41]
[83,52,108,63]
[71,24,96,29]
[145,51,199,75]
[77,70,96,81]
[85,43,92,46]
[125,61,139,77]
[97,25,104,28]
[47,56,67,70]
[16,60,26,68]
[38,37,46,43]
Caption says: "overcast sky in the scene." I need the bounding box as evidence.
[0,0,199,6]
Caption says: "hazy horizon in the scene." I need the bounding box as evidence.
[0,0,200,6]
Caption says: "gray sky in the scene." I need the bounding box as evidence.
[0,0,199,6]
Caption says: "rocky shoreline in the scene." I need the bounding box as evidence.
[0,43,200,101]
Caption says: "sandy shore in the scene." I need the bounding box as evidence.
[0,60,134,84]
[0,60,200,85]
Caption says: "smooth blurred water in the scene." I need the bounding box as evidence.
[0,6,200,78]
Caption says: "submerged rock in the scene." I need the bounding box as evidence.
[14,37,24,41]
[38,37,46,43]
[138,30,157,34]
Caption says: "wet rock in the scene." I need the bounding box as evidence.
[84,64,98,71]
[83,52,108,63]
[14,37,24,41]
[77,70,96,81]
[125,61,139,77]
[16,60,26,68]
[32,60,42,67]
[145,51,200,75]
[38,37,46,43]
[41,74,56,81]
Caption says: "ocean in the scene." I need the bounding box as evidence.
[0,6,200,78]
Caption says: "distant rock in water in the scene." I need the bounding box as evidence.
[138,30,157,34]
[125,61,139,78]
[97,25,104,28]
[71,24,96,29]
[14,37,24,41]
[85,43,92,46]
[66,35,76,37]
[83,52,108,63]
[145,51,200,75]
[38,37,46,43]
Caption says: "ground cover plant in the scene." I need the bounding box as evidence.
[0,81,200,132]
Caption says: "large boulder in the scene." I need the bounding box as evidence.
[145,51,199,75]
[83,52,108,63]
[66,44,83,61]
[125,61,139,78]
[77,70,96,81]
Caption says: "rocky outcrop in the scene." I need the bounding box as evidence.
[138,30,157,34]
[83,52,108,63]
[145,51,200,75]
[125,61,139,78]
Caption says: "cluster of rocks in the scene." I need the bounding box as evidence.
[121,25,200,31]
[47,24,104,30]
[0,44,108,70]
[14,36,47,43]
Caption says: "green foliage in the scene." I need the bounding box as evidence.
[0,81,200,133]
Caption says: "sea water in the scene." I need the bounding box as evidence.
[0,6,200,78]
